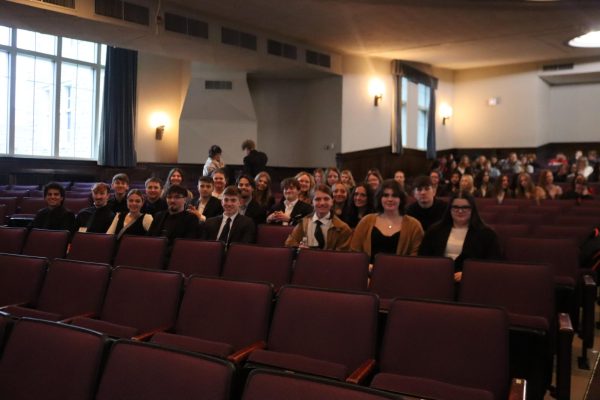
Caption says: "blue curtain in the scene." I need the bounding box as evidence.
[391,61,438,159]
[98,47,137,167]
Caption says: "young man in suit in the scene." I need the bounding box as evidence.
[266,177,313,226]
[202,186,255,246]
[285,184,352,251]
[188,176,223,222]
[236,174,266,226]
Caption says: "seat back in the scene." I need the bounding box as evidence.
[64,197,91,212]
[0,197,18,216]
[0,204,6,225]
[95,340,234,400]
[100,267,183,333]
[242,369,400,400]
[36,259,111,319]
[380,299,509,400]
[67,232,116,264]
[553,215,598,229]
[113,235,167,269]
[370,255,454,308]
[167,239,224,277]
[255,224,295,247]
[22,229,70,260]
[534,225,591,244]
[0,226,28,253]
[174,276,273,351]
[268,286,378,372]
[0,253,47,307]
[460,260,554,330]
[222,243,294,289]
[11,185,39,191]
[488,224,531,256]
[18,197,47,214]
[505,237,578,285]
[0,318,107,400]
[292,249,369,292]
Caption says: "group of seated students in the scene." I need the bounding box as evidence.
[31,163,528,284]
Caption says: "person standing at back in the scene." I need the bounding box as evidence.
[241,139,268,177]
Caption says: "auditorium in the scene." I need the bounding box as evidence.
[1,1,600,399]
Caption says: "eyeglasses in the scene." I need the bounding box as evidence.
[451,205,472,212]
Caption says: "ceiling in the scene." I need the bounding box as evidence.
[169,0,600,70]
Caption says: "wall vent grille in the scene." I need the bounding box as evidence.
[95,0,150,26]
[306,49,331,68]
[164,12,208,38]
[221,27,257,51]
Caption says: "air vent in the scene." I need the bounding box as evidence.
[205,80,233,90]
[267,39,297,60]
[39,0,75,8]
[306,49,331,68]
[221,27,257,51]
[164,12,208,38]
[95,0,150,26]
[542,63,574,71]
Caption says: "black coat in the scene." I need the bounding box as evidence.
[31,206,76,233]
[242,199,266,226]
[191,196,223,219]
[147,210,199,244]
[268,200,313,226]
[76,205,115,233]
[243,150,268,177]
[418,222,501,271]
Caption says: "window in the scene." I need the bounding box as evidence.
[0,26,105,159]
[400,77,407,147]
[417,83,430,150]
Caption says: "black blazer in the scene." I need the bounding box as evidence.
[147,210,199,243]
[202,214,256,245]
[242,199,266,226]
[191,196,223,219]
[31,206,76,233]
[418,223,501,271]
[268,200,313,226]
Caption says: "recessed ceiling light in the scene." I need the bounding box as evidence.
[569,31,600,48]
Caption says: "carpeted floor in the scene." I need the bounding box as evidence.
[585,352,600,400]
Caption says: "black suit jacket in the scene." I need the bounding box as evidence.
[268,200,313,226]
[241,199,266,226]
[418,222,501,271]
[191,196,223,219]
[147,210,199,244]
[202,214,256,245]
[243,150,268,176]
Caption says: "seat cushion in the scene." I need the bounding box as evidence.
[71,317,138,338]
[152,332,233,358]
[371,373,494,400]
[2,305,61,321]
[248,349,348,380]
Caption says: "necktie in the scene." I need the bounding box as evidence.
[314,220,325,249]
[218,217,232,244]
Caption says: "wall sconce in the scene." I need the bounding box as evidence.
[150,111,170,141]
[155,125,165,140]
[368,78,385,107]
[440,103,453,125]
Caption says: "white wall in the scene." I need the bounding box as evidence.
[548,83,600,143]
[136,53,187,163]
[249,76,342,168]
[453,63,548,149]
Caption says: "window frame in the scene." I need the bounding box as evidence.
[0,25,105,160]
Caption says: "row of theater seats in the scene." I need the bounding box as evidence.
[0,280,527,400]
[0,226,593,349]
[0,251,574,399]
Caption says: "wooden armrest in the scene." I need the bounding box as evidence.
[60,311,96,324]
[346,359,376,384]
[556,313,573,400]
[132,325,172,342]
[583,274,596,287]
[227,341,266,364]
[558,313,574,334]
[508,378,526,400]
[0,303,27,310]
